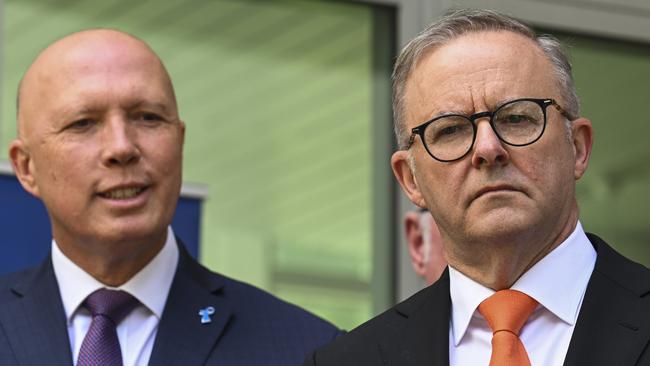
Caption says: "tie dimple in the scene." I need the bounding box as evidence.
[478,289,538,366]
[77,289,139,366]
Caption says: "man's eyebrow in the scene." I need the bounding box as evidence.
[55,104,99,118]
[430,99,521,118]
[128,101,174,114]
[493,98,512,108]
[426,107,471,119]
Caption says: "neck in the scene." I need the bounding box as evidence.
[54,232,167,287]
[445,207,579,290]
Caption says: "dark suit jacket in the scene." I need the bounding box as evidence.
[305,234,650,366]
[0,241,341,365]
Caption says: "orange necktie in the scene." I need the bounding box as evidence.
[478,289,538,366]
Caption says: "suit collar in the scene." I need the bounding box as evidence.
[563,234,650,366]
[117,229,179,318]
[148,240,232,366]
[4,257,73,365]
[378,269,450,366]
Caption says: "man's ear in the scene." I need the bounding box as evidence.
[9,139,40,197]
[391,150,426,207]
[571,118,593,180]
[404,211,428,277]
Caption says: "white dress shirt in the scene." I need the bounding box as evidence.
[448,221,597,366]
[52,226,179,366]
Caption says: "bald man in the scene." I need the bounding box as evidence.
[0,29,339,366]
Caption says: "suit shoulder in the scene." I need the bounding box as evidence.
[165,251,344,365]
[212,272,345,364]
[307,283,437,364]
[225,274,338,328]
[190,263,342,342]
[588,233,650,296]
[176,249,342,337]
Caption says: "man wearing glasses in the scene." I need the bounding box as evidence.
[306,9,650,366]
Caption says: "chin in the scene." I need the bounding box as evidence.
[466,208,536,241]
[94,220,168,246]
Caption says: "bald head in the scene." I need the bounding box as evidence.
[17,29,177,139]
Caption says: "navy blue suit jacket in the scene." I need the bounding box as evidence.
[306,234,650,365]
[0,241,341,365]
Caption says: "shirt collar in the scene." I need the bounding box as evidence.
[52,226,179,323]
[449,221,596,346]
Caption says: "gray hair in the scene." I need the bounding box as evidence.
[392,9,580,149]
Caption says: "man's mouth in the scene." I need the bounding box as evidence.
[99,187,146,200]
[473,185,520,200]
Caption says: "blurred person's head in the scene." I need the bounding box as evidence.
[404,209,446,284]
[390,10,593,289]
[9,29,186,286]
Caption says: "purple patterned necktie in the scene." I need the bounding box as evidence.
[77,289,139,366]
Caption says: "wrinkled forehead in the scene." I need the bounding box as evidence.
[403,31,558,123]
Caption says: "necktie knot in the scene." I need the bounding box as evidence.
[78,289,138,366]
[478,289,538,335]
[83,288,138,325]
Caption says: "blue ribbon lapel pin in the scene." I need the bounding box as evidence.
[198,306,215,324]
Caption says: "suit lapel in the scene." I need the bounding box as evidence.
[379,269,450,366]
[564,234,650,366]
[1,257,73,365]
[148,243,232,366]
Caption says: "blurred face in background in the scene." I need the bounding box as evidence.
[405,210,447,284]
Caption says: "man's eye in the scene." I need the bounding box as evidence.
[138,113,164,122]
[67,119,95,130]
[440,125,462,135]
[503,114,531,124]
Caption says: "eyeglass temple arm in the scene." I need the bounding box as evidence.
[407,131,417,148]
[550,99,573,120]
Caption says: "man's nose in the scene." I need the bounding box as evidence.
[101,118,141,166]
[470,119,510,168]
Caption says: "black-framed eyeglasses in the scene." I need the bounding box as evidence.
[408,98,571,162]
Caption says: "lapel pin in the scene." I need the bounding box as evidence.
[198,306,215,324]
